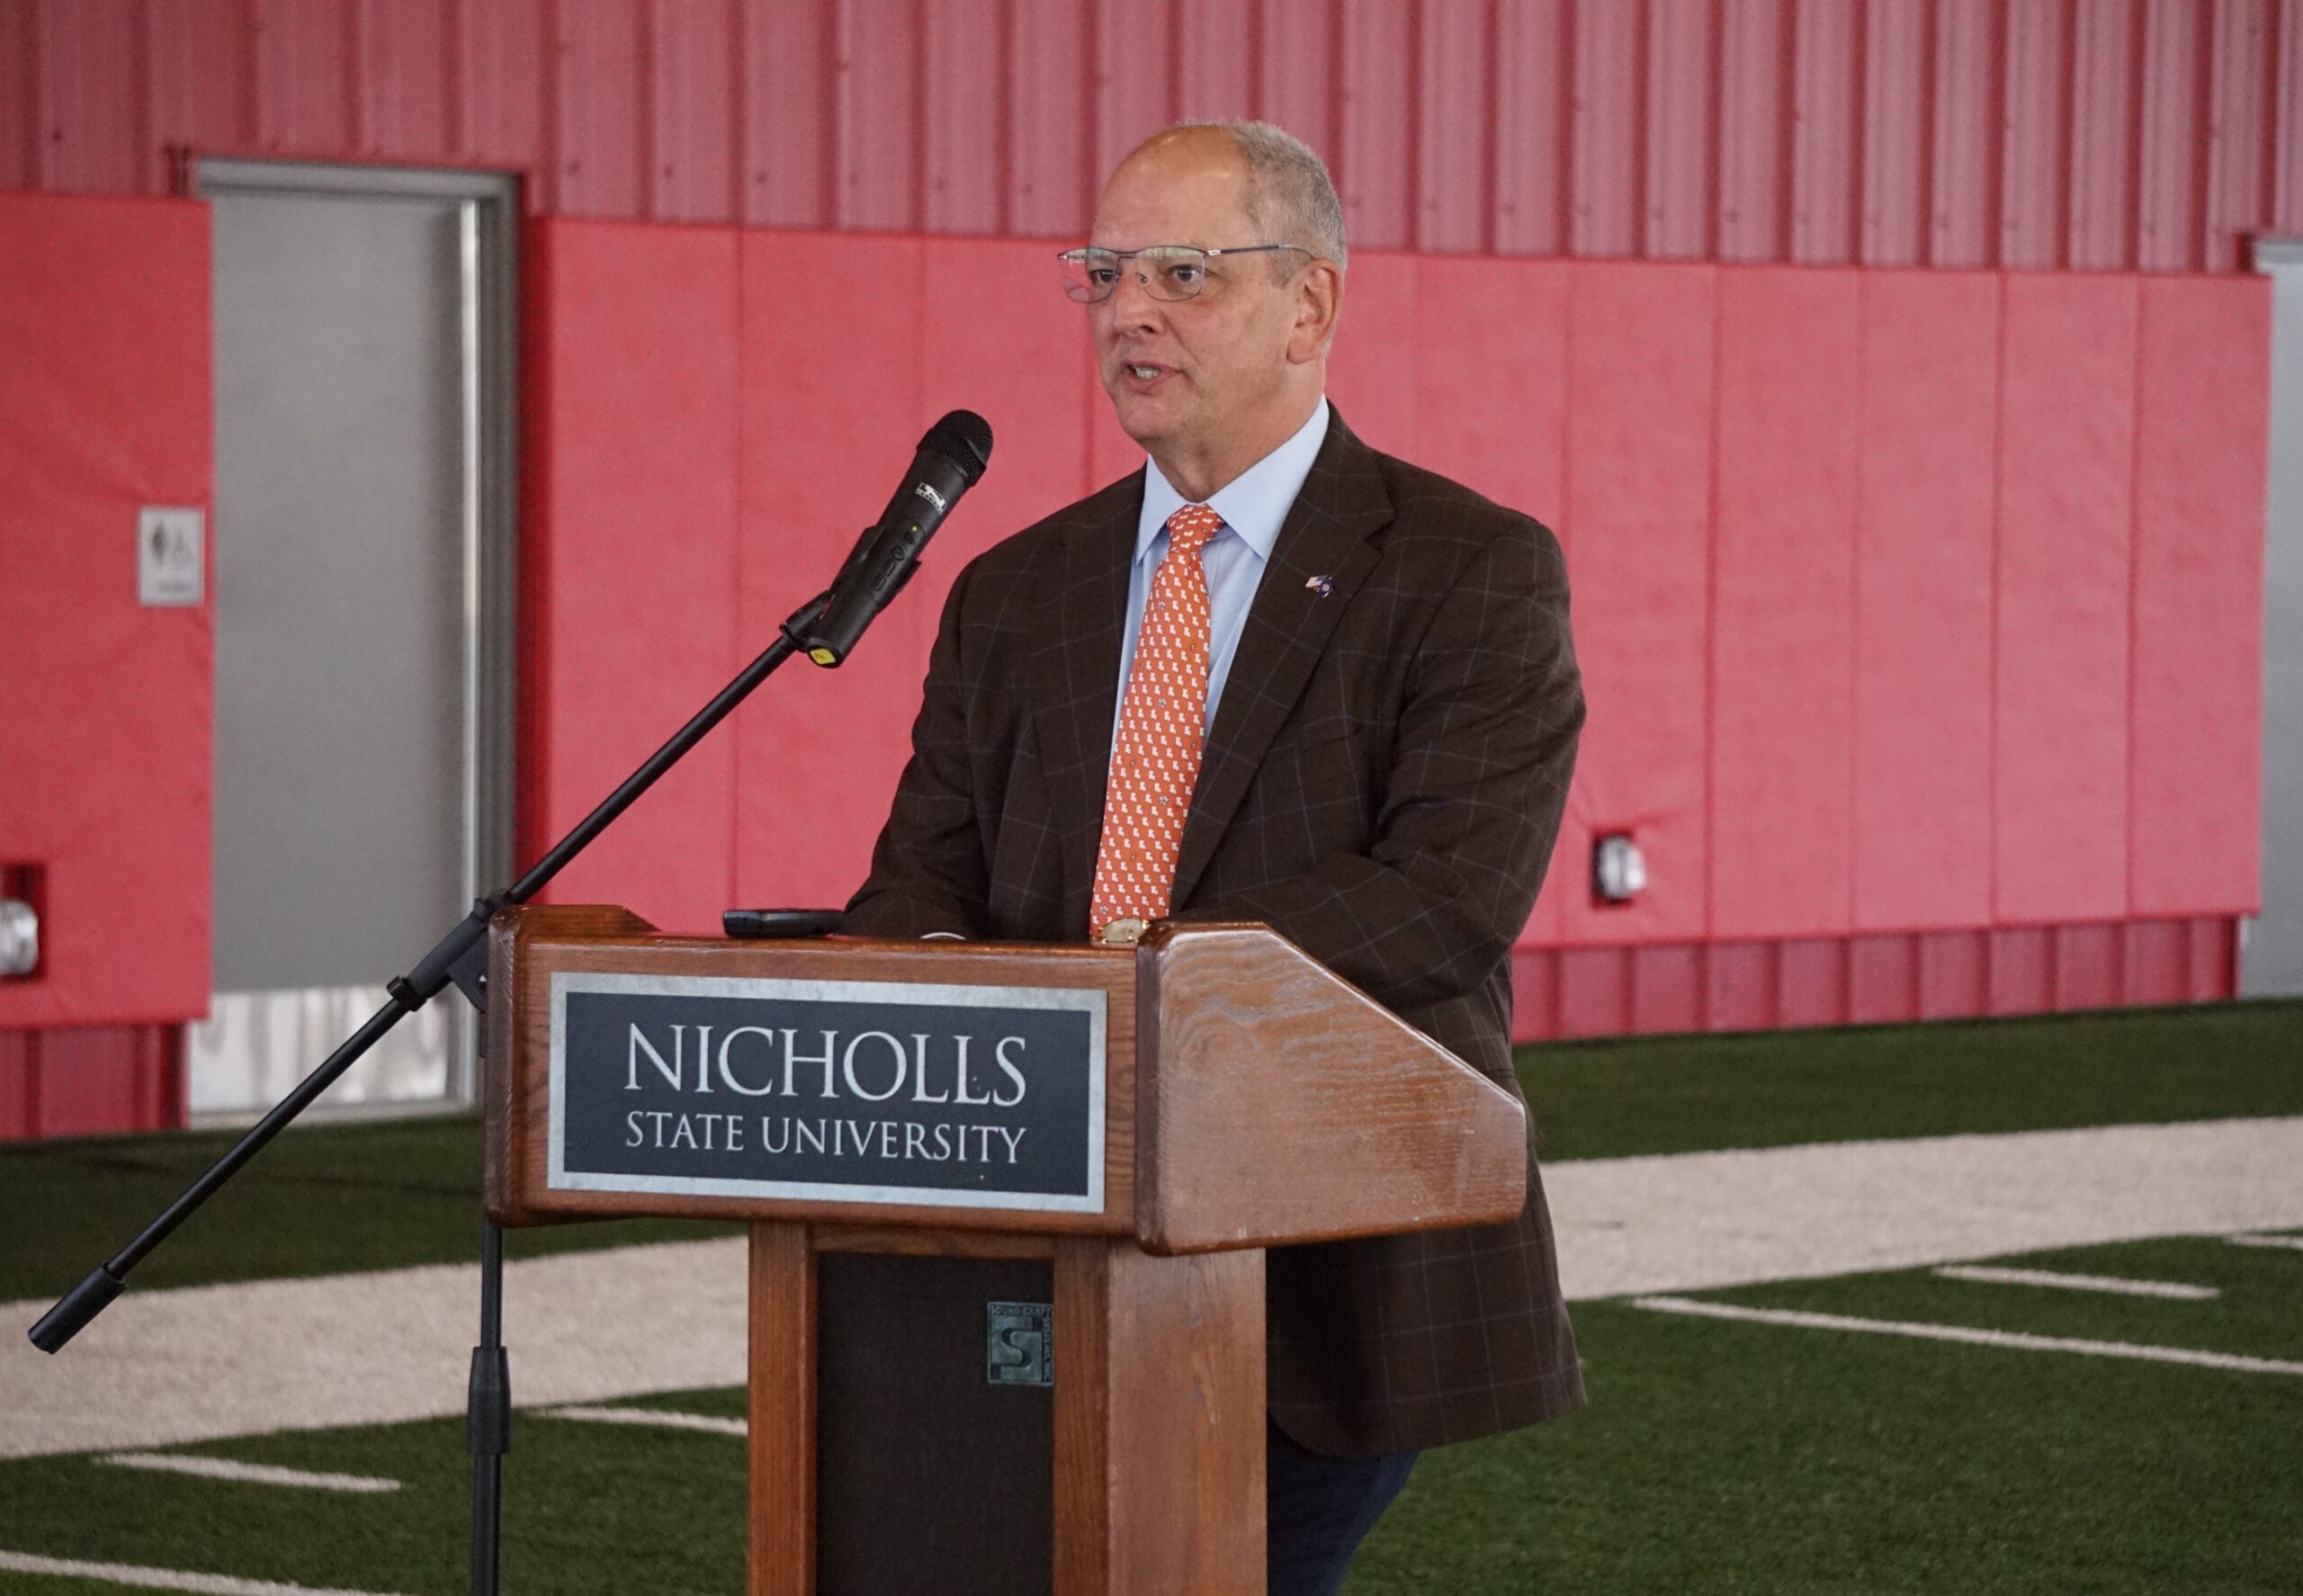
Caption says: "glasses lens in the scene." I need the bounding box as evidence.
[1060,248,1118,302]
[1139,246,1208,300]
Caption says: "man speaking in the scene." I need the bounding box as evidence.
[844,121,1586,1594]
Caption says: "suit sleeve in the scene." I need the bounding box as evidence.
[840,561,990,937]
[1178,519,1582,1010]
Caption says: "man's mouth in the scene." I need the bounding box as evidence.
[1120,361,1171,386]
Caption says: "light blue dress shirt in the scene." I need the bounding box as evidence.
[1114,397,1331,750]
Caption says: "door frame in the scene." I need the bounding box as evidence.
[192,158,520,1106]
[2249,236,2303,996]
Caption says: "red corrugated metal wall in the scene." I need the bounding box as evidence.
[518,229,2267,1044]
[4,0,2301,271]
[0,1,2281,1139]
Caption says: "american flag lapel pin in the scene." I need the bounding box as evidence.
[1304,573,1334,598]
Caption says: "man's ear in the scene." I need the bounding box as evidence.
[1286,261,1344,363]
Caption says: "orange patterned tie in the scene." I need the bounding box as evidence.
[1089,504,1224,945]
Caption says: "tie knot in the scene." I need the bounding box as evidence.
[1165,504,1223,554]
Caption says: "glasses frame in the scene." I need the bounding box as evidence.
[1056,243,1315,303]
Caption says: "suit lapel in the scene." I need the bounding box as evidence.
[1170,411,1393,906]
[1031,472,1141,931]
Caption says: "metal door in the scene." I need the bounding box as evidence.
[192,162,515,1116]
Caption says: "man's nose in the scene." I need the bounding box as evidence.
[1107,266,1163,332]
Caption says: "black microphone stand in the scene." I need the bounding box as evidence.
[28,585,849,1595]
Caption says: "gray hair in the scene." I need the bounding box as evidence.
[1183,120,1349,274]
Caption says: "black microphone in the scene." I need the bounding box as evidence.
[801,409,993,667]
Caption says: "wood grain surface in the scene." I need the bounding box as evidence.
[482,903,653,1226]
[811,1224,1055,1260]
[483,906,1137,1233]
[482,909,1528,1596]
[1053,1238,1267,1596]
[1134,922,1528,1254]
[748,1223,814,1596]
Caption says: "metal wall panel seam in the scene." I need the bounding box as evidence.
[647,0,739,224]
[1569,0,1637,258]
[993,0,1019,237]
[636,0,659,220]
[1927,0,1993,267]
[2132,0,2186,270]
[1413,0,1492,253]
[344,0,367,156]
[1254,0,1339,186]
[1483,0,1505,256]
[2206,0,2274,270]
[129,0,157,195]
[534,0,562,212]
[1786,0,1859,265]
[1642,0,1715,260]
[1402,0,1426,251]
[1858,0,1919,266]
[2277,0,2303,229]
[2067,0,2133,269]
[0,3,31,190]
[443,0,466,162]
[722,0,741,220]
[1721,0,1797,263]
[1338,0,1416,249]
[724,0,747,221]
[1997,0,2060,269]
[361,0,460,162]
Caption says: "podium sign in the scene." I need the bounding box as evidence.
[484,905,1530,1596]
[548,973,1107,1212]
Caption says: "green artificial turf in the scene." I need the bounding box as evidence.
[0,1402,744,1596]
[1349,1235,2303,1594]
[0,1114,734,1304]
[3,1237,2295,1595]
[1519,998,2303,1161]
[4,999,2297,1304]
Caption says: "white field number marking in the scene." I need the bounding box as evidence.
[99,1453,400,1493]
[543,1403,747,1438]
[1933,1265,2218,1300]
[1628,1296,2303,1376]
[0,1548,408,1595]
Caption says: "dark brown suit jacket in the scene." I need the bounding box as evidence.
[844,408,1587,1457]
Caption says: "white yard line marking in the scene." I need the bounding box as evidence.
[2226,1233,2303,1251]
[542,1403,746,1438]
[0,1547,408,1595]
[1627,1296,2303,1376]
[1933,1265,2218,1300]
[98,1452,400,1493]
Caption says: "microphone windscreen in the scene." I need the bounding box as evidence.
[921,409,994,483]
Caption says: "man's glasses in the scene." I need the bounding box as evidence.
[1057,244,1313,303]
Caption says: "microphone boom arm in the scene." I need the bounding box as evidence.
[26,587,835,1356]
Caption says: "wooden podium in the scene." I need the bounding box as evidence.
[482,904,1528,1596]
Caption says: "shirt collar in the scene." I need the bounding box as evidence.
[1136,396,1331,566]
